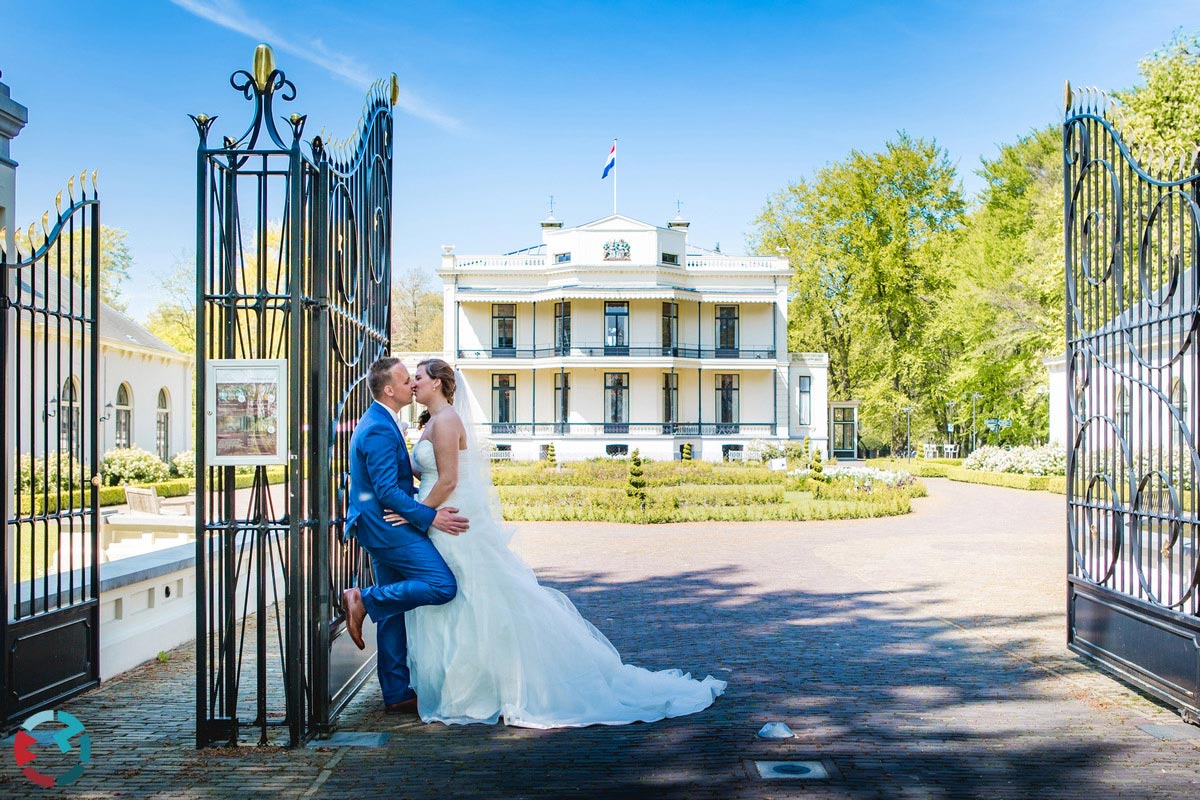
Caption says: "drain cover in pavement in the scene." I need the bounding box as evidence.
[1138,724,1200,740]
[755,760,830,780]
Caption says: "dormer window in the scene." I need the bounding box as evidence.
[554,252,571,264]
[661,253,679,265]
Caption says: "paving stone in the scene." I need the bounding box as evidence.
[1,478,1199,798]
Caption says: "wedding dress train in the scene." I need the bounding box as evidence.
[404,439,726,728]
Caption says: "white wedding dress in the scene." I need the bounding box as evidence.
[405,438,727,728]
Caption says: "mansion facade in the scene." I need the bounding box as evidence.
[416,213,833,462]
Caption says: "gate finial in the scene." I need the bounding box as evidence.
[253,44,276,92]
[390,74,400,107]
[1064,80,1072,113]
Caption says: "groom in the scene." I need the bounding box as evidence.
[342,356,469,713]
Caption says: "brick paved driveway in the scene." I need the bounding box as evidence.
[3,478,1199,799]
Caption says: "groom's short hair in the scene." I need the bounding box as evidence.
[368,357,402,398]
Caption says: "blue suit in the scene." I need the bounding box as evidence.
[347,401,457,704]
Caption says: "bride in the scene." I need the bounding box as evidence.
[387,357,726,728]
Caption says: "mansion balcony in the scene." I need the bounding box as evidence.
[457,343,777,361]
[483,421,776,437]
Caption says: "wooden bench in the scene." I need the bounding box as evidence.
[124,486,194,516]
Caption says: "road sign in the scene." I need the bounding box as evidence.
[985,418,1000,432]
[999,418,1012,429]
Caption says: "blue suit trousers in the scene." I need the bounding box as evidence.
[359,537,457,704]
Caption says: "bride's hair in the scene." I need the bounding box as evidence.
[416,358,456,428]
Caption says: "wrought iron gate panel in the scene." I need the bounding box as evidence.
[194,47,395,747]
[1065,85,1200,723]
[1,185,102,729]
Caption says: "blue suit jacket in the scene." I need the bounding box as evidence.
[346,402,437,549]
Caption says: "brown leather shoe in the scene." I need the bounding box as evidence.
[385,696,419,715]
[342,588,366,650]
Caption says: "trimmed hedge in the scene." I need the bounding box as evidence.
[866,459,950,478]
[944,466,1050,491]
[15,466,287,516]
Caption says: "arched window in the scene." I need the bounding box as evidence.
[1171,378,1188,414]
[156,388,171,462]
[60,377,81,452]
[1116,385,1131,435]
[115,383,133,448]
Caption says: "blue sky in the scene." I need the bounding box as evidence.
[3,1,1198,321]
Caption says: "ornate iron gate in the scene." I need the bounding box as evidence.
[0,183,102,728]
[193,46,395,747]
[1065,84,1200,724]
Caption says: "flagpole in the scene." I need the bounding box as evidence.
[612,139,617,215]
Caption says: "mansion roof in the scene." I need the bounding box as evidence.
[440,214,790,278]
[15,267,184,357]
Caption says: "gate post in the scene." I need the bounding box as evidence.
[0,79,27,727]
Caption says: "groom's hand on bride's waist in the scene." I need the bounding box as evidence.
[382,507,469,535]
[431,507,469,535]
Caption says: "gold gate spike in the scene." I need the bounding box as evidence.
[253,44,275,91]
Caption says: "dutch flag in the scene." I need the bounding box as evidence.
[602,141,616,179]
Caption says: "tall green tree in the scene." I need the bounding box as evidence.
[391,268,443,352]
[14,224,133,312]
[939,126,1063,445]
[143,253,196,354]
[1116,31,1200,155]
[752,133,965,451]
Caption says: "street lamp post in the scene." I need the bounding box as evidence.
[902,406,914,462]
[970,392,983,454]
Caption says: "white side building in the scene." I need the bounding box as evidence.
[431,213,829,461]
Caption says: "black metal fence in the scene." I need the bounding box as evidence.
[193,46,394,747]
[1,182,102,729]
[1064,84,1200,724]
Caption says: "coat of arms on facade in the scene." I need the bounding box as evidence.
[603,239,631,261]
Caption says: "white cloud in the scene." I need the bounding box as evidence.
[167,0,460,131]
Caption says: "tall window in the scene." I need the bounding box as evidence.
[715,305,739,356]
[1116,385,1131,436]
[661,302,678,355]
[554,372,570,433]
[604,372,629,433]
[60,378,81,452]
[115,383,133,448]
[604,301,629,355]
[492,304,516,355]
[554,302,571,354]
[1172,378,1188,414]
[797,375,812,425]
[492,374,516,434]
[662,373,679,434]
[715,374,739,433]
[156,388,171,462]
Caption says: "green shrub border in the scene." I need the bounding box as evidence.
[867,458,1065,493]
[16,467,287,516]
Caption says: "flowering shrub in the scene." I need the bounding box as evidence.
[963,444,1066,476]
[100,446,170,486]
[824,465,918,491]
[747,439,785,462]
[171,450,196,479]
[16,454,85,492]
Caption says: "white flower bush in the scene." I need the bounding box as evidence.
[171,450,196,479]
[823,465,917,489]
[963,444,1066,476]
[100,446,171,486]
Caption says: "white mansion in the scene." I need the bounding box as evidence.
[423,212,837,462]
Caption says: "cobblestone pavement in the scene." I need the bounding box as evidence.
[3,478,1200,799]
